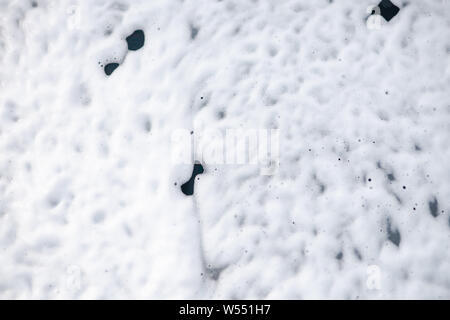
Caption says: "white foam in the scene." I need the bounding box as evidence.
[0,0,449,299]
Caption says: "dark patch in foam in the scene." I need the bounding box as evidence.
[181,163,204,196]
[217,111,225,119]
[126,30,145,51]
[144,119,151,132]
[104,63,119,76]
[203,265,225,281]
[387,218,401,247]
[353,248,362,260]
[190,24,199,40]
[428,197,439,218]
[377,0,400,21]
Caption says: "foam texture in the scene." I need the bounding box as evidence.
[0,0,449,299]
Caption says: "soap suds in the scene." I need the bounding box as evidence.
[0,0,449,299]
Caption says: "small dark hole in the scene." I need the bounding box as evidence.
[387,218,401,247]
[104,63,119,76]
[377,0,400,22]
[181,163,204,196]
[190,25,199,40]
[428,197,439,218]
[126,29,145,51]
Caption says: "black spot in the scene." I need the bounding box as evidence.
[205,265,224,281]
[190,24,199,40]
[319,183,326,194]
[377,0,400,22]
[181,163,204,196]
[387,218,401,247]
[336,252,343,260]
[353,248,363,260]
[428,197,439,218]
[47,196,60,208]
[402,186,406,190]
[104,63,119,76]
[126,30,145,51]
[143,118,152,132]
[387,173,395,181]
